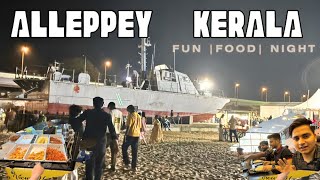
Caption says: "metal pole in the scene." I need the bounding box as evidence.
[283,93,285,102]
[104,65,107,85]
[266,91,268,102]
[289,93,291,102]
[173,51,176,72]
[84,55,87,73]
[237,87,239,99]
[21,51,25,78]
[72,69,75,82]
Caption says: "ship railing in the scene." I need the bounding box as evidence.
[15,66,47,80]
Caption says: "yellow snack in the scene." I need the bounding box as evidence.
[26,151,45,160]
[255,166,264,172]
[36,137,48,144]
[255,165,272,172]
[253,160,263,164]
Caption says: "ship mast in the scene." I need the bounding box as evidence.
[138,38,151,80]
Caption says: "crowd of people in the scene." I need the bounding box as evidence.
[67,96,175,179]
[0,107,48,133]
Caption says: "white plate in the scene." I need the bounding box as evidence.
[49,134,65,145]
[23,144,47,161]
[35,135,49,144]
[45,144,68,163]
[4,144,30,161]
[16,135,37,144]
[0,142,16,159]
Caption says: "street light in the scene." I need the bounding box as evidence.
[104,60,111,84]
[261,87,268,102]
[21,46,29,78]
[234,83,240,99]
[284,91,290,102]
[301,94,306,102]
[199,78,213,92]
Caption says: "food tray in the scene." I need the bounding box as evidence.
[45,144,68,163]
[23,144,46,161]
[35,135,49,144]
[8,134,21,143]
[4,144,30,161]
[49,134,65,144]
[0,142,16,159]
[16,135,37,144]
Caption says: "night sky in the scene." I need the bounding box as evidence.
[1,0,320,101]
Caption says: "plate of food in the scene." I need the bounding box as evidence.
[24,144,46,161]
[16,135,37,144]
[8,134,21,143]
[4,144,30,161]
[35,135,49,144]
[49,135,65,144]
[45,144,68,163]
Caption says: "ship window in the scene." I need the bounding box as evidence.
[183,77,190,82]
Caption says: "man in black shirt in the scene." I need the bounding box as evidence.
[264,133,292,167]
[277,118,320,180]
[75,97,118,180]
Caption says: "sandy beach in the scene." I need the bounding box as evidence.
[78,131,242,179]
[0,131,242,179]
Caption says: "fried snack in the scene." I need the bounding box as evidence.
[253,160,263,164]
[9,147,27,159]
[9,134,20,142]
[26,151,45,160]
[255,165,272,172]
[46,147,67,161]
[50,137,63,144]
[254,166,264,172]
[36,137,48,144]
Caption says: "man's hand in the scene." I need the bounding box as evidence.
[30,163,44,180]
[278,158,296,173]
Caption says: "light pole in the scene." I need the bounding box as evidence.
[262,87,268,102]
[21,46,29,78]
[234,83,240,99]
[284,91,290,102]
[104,60,111,84]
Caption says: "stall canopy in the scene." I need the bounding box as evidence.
[231,112,302,153]
[246,112,299,134]
[291,89,320,110]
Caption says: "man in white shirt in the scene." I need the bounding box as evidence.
[105,102,123,172]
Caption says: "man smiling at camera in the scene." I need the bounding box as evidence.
[276,118,320,180]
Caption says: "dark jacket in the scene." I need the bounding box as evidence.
[76,108,118,140]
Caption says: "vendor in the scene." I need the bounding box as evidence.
[276,118,320,179]
[43,121,56,134]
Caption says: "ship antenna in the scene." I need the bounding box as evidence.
[82,55,87,73]
[126,62,132,79]
[151,43,156,71]
[173,50,176,72]
[138,38,151,80]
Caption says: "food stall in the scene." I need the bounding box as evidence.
[0,120,81,179]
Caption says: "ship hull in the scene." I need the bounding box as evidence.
[48,81,230,117]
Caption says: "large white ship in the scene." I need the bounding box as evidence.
[14,38,230,118]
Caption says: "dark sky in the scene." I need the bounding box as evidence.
[1,0,320,101]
